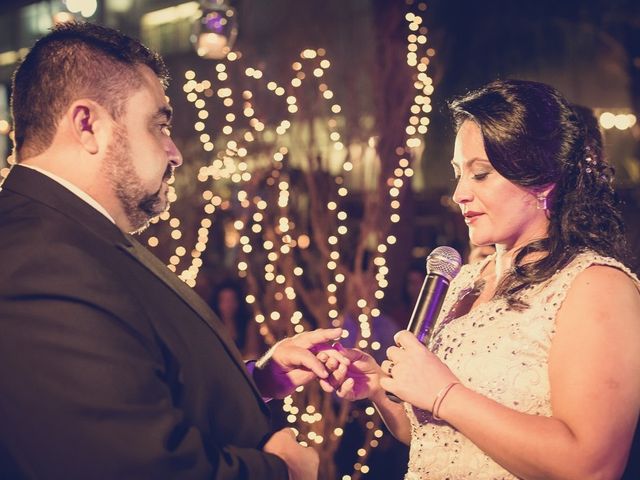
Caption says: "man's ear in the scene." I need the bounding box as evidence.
[68,100,105,155]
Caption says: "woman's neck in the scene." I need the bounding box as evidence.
[494,237,548,282]
[494,245,515,283]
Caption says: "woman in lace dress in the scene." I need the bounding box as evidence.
[332,80,640,479]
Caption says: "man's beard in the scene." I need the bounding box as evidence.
[102,126,172,234]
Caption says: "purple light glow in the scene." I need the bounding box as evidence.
[205,13,225,34]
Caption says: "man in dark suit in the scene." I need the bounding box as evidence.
[0,21,346,479]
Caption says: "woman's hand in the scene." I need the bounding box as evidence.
[380,330,459,411]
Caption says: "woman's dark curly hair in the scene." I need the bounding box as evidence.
[448,79,629,307]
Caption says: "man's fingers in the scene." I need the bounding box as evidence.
[288,348,329,379]
[316,348,350,373]
[322,347,350,365]
[296,328,344,349]
[325,356,339,371]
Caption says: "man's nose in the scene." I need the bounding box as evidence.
[167,139,183,168]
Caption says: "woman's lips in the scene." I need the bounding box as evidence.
[463,212,483,224]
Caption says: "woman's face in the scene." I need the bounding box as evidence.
[451,120,550,251]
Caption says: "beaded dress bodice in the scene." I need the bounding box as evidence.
[403,251,639,480]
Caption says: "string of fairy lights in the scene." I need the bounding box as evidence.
[153,3,435,478]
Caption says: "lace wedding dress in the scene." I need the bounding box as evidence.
[404,251,639,480]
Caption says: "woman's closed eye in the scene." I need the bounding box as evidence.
[451,171,489,182]
[472,172,489,181]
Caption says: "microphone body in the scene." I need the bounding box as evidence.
[387,246,461,403]
[408,272,450,345]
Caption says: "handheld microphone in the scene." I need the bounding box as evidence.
[387,246,462,403]
[407,246,462,344]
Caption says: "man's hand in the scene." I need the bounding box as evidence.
[253,328,348,399]
[263,428,319,480]
[320,345,387,402]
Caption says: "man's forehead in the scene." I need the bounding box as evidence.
[126,65,171,115]
[136,65,166,92]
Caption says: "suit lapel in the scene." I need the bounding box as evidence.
[122,235,224,336]
[120,234,266,404]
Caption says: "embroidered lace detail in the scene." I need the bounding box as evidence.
[403,251,640,479]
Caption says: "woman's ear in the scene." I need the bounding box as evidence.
[532,183,556,211]
[541,183,555,197]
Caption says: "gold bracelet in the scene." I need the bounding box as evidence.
[431,381,460,421]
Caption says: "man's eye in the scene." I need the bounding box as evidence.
[472,172,489,180]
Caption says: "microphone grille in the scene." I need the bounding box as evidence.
[426,246,462,282]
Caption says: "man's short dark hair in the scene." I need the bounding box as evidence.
[11,21,169,160]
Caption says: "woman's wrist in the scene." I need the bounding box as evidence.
[432,382,467,422]
[431,381,461,420]
[370,385,389,404]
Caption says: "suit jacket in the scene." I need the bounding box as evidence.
[0,166,288,479]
